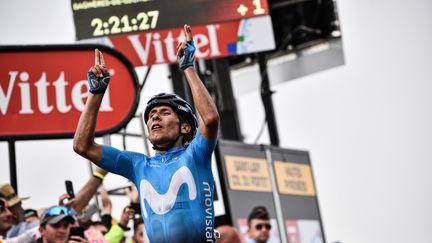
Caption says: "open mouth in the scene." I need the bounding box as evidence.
[151,124,162,130]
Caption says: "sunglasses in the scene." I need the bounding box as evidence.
[0,200,5,213]
[44,206,77,219]
[255,223,272,231]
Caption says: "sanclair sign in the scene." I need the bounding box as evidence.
[0,45,139,140]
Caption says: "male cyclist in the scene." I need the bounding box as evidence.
[73,25,219,243]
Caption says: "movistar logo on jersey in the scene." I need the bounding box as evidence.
[139,166,197,218]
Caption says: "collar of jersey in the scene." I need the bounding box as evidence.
[154,146,185,158]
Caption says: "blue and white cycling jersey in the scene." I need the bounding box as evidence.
[98,130,217,243]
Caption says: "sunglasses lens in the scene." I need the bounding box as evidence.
[46,206,75,218]
[0,200,5,212]
[256,223,272,230]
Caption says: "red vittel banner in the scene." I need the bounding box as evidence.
[0,45,139,140]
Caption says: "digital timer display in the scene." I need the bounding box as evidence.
[91,11,159,36]
[71,0,269,40]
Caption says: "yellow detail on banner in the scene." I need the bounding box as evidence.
[224,156,272,192]
[274,161,316,196]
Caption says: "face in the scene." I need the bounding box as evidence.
[133,223,145,243]
[247,219,271,243]
[146,106,190,148]
[0,199,14,235]
[39,219,71,243]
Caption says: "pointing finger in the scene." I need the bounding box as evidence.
[94,49,106,67]
[95,49,100,65]
[184,24,192,42]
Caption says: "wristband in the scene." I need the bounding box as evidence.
[118,223,130,231]
[93,171,105,181]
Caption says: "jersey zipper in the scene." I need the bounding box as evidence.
[161,153,167,242]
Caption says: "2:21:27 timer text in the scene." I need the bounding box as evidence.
[90,10,159,37]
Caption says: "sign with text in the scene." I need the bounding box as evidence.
[217,141,325,242]
[224,155,272,192]
[106,16,275,67]
[71,0,269,39]
[217,141,281,240]
[274,162,316,196]
[0,45,139,140]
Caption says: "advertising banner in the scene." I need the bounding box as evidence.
[71,0,270,39]
[105,16,275,67]
[0,45,139,140]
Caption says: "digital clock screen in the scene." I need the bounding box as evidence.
[71,0,269,40]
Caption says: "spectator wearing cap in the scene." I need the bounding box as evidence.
[24,209,39,224]
[37,205,86,243]
[0,183,38,238]
[0,197,14,239]
[246,206,272,243]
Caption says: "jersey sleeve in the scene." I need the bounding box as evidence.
[98,145,145,182]
[188,129,218,168]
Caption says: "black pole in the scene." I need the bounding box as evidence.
[257,53,280,146]
[209,58,242,141]
[8,139,18,193]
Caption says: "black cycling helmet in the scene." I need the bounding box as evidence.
[144,93,198,147]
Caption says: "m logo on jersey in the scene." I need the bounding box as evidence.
[139,166,197,218]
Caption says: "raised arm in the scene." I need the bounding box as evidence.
[177,25,220,139]
[73,49,110,163]
[68,168,108,212]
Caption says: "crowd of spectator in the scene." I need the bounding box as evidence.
[1,167,271,243]
[0,167,149,243]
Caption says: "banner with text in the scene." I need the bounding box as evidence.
[105,16,275,67]
[270,147,325,242]
[0,45,139,140]
[216,141,326,243]
[224,155,272,192]
[217,141,282,243]
[274,161,316,196]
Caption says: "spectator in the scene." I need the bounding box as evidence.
[130,218,149,243]
[84,221,107,243]
[24,209,39,224]
[246,206,271,243]
[0,197,14,239]
[216,225,241,243]
[0,183,38,238]
[105,206,134,243]
[38,205,86,243]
